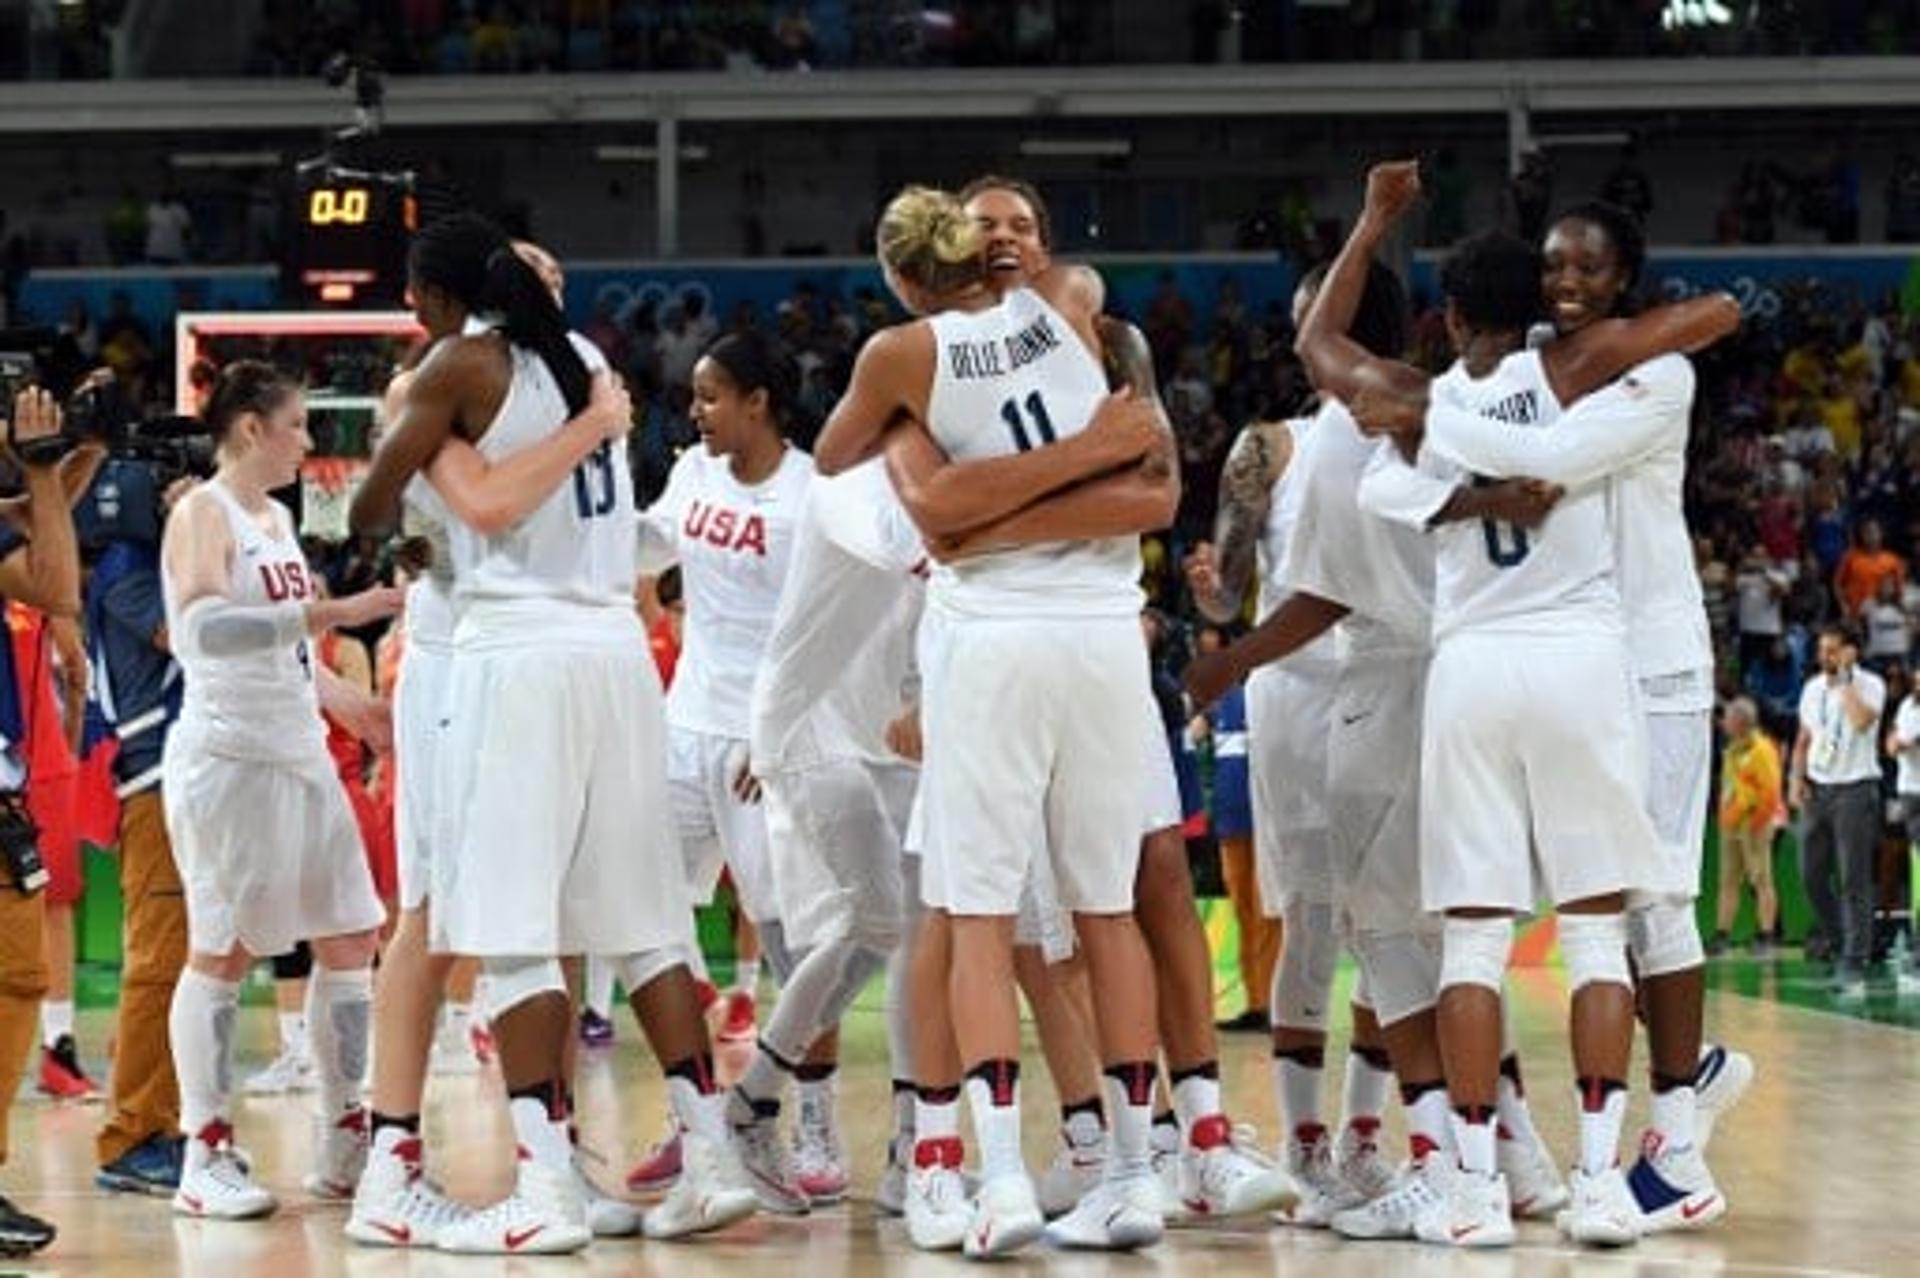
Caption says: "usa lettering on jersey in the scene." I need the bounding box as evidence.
[259,561,314,602]
[684,500,769,557]
[945,312,1063,380]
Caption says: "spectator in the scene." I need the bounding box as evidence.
[1734,544,1790,672]
[1791,624,1884,996]
[143,188,192,265]
[1698,535,1735,650]
[1863,574,1913,673]
[1834,517,1905,618]
[1145,273,1195,382]
[653,302,705,394]
[1714,696,1784,957]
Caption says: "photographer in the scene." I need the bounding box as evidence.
[0,386,84,1259]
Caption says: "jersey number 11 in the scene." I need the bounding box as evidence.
[1000,392,1056,452]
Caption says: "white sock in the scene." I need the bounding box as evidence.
[1406,1087,1453,1159]
[372,1123,416,1159]
[1340,1048,1394,1132]
[441,1000,471,1042]
[41,999,74,1050]
[964,1071,1025,1182]
[1577,1086,1629,1175]
[1495,1062,1543,1147]
[1274,1054,1324,1142]
[509,1095,572,1169]
[170,968,240,1138]
[1102,1072,1153,1180]
[668,1074,727,1144]
[735,956,761,993]
[585,956,617,1019]
[797,1072,838,1129]
[915,1092,959,1144]
[736,1048,788,1107]
[1170,1068,1222,1135]
[1649,1085,1697,1152]
[307,967,373,1117]
[279,1010,309,1058]
[1451,1111,1497,1176]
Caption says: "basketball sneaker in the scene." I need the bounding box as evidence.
[642,1131,759,1239]
[0,1194,55,1258]
[1693,1045,1754,1151]
[716,989,757,1044]
[1335,1118,1396,1202]
[1561,1165,1642,1247]
[1043,1174,1165,1251]
[1413,1167,1513,1249]
[1036,1109,1106,1217]
[1148,1117,1190,1221]
[346,1135,470,1248]
[1626,1132,1725,1233]
[1277,1125,1361,1226]
[903,1137,970,1251]
[1332,1141,1450,1240]
[625,1124,684,1194]
[38,1035,100,1101]
[1181,1117,1298,1219]
[1498,1123,1569,1219]
[304,1106,370,1199]
[243,1045,315,1095]
[574,1146,643,1236]
[728,1098,810,1215]
[578,1009,615,1048]
[437,1158,591,1255]
[97,1132,184,1195]
[792,1087,849,1204]
[877,1127,912,1216]
[963,1172,1045,1259]
[173,1121,276,1220]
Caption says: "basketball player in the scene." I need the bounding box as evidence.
[160,361,401,1220]
[631,330,827,1205]
[1341,170,1739,1248]
[815,185,1175,1257]
[1182,269,1402,1227]
[349,212,756,1253]
[345,238,649,1249]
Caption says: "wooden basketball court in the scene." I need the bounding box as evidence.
[10,966,1918,1276]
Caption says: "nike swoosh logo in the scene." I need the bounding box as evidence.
[1340,712,1370,725]
[371,1220,412,1244]
[180,1193,203,1213]
[1450,1223,1480,1241]
[504,1225,544,1250]
[1682,1195,1719,1220]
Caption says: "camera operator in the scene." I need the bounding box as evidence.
[86,454,197,1196]
[0,386,84,1259]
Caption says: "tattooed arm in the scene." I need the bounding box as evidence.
[1185,420,1289,624]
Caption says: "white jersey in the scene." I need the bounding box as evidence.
[1280,398,1434,661]
[164,480,325,764]
[922,286,1141,619]
[401,474,455,651]
[447,335,634,620]
[641,442,813,739]
[1363,348,1620,641]
[1421,348,1709,679]
[750,459,925,772]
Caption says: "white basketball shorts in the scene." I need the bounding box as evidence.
[1246,661,1337,918]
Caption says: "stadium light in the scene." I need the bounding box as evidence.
[1662,0,1733,28]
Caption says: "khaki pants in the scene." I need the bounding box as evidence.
[96,790,186,1166]
[1220,835,1281,1015]
[0,853,49,1165]
[1717,823,1779,935]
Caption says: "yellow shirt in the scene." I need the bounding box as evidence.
[1819,392,1863,459]
[1720,731,1783,835]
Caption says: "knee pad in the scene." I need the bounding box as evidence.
[1559,912,1633,995]
[1351,929,1443,1026]
[615,947,689,996]
[482,956,567,1019]
[1272,900,1341,1031]
[759,920,798,984]
[1626,898,1705,978]
[1439,916,1514,994]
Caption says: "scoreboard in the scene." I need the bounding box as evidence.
[285,167,416,307]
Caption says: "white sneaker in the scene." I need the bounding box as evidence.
[173,1122,277,1220]
[1180,1120,1298,1219]
[1148,1121,1190,1222]
[1332,1151,1450,1240]
[1277,1127,1361,1227]
[1498,1126,1569,1219]
[436,1159,591,1255]
[904,1138,971,1251]
[1414,1168,1514,1249]
[242,1047,315,1096]
[792,1088,849,1205]
[345,1136,470,1248]
[727,1098,810,1216]
[1043,1174,1164,1251]
[1626,1133,1725,1233]
[1335,1119,1396,1202]
[1561,1166,1642,1247]
[304,1107,370,1199]
[877,1127,913,1216]
[1693,1045,1754,1151]
[1037,1110,1106,1217]
[574,1151,643,1237]
[963,1172,1045,1259]
[644,1131,759,1239]
[428,1022,480,1076]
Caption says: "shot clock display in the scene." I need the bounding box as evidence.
[285,168,416,307]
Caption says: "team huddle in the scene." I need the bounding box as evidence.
[152,160,1754,1259]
